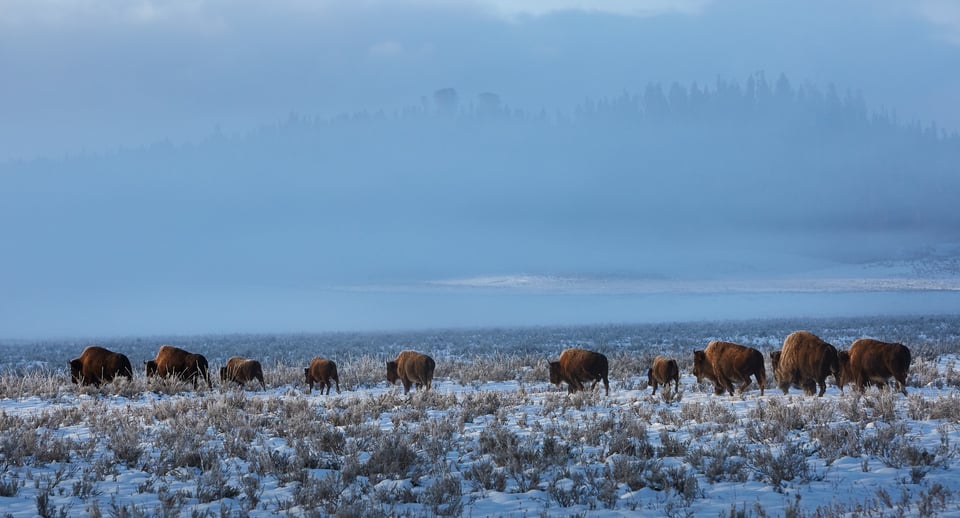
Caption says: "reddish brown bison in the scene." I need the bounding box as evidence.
[549,348,610,395]
[145,345,212,388]
[771,331,839,397]
[305,357,340,394]
[69,346,133,386]
[838,339,911,395]
[220,357,265,390]
[648,356,680,395]
[386,350,435,394]
[692,341,766,396]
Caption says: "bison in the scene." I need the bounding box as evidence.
[220,356,265,390]
[548,348,610,395]
[305,357,340,394]
[648,356,680,395]
[838,339,911,395]
[69,345,133,387]
[386,350,435,394]
[145,345,212,388]
[691,341,766,396]
[771,331,839,397]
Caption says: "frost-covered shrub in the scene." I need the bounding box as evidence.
[750,441,818,490]
[364,432,418,482]
[808,423,862,465]
[293,472,344,514]
[419,468,464,517]
[463,458,506,492]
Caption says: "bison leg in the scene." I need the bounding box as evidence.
[817,378,827,397]
[650,380,658,395]
[402,379,412,394]
[717,376,735,396]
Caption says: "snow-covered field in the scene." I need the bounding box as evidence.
[2,317,960,517]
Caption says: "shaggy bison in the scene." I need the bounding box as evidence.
[386,350,435,394]
[838,339,911,395]
[648,356,680,395]
[692,341,766,396]
[220,357,265,390]
[771,331,839,397]
[548,348,610,395]
[145,345,212,388]
[69,346,133,387]
[305,357,340,394]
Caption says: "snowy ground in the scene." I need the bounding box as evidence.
[2,319,960,517]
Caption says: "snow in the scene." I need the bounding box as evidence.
[1,331,960,516]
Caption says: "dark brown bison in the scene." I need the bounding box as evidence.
[69,346,133,386]
[838,339,911,395]
[305,357,340,394]
[548,348,609,395]
[771,331,839,397]
[648,356,680,395]
[691,341,766,396]
[219,357,265,390]
[145,345,212,388]
[386,350,435,394]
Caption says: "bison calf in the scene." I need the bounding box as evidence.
[70,346,133,387]
[145,345,212,389]
[692,341,766,396]
[772,331,839,397]
[838,339,911,395]
[549,348,609,395]
[387,350,435,394]
[648,356,680,395]
[305,357,340,395]
[220,357,265,390]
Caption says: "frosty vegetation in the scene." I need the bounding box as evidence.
[2,315,960,516]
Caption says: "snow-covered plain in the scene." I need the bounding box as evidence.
[2,317,960,517]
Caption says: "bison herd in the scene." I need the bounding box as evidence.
[67,331,913,398]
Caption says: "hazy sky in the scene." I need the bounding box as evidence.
[3,0,960,338]
[1,0,959,160]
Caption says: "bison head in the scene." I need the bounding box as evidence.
[144,360,158,377]
[691,350,707,382]
[69,359,83,385]
[548,361,562,386]
[836,350,851,390]
[647,368,655,387]
[219,366,228,382]
[386,360,399,384]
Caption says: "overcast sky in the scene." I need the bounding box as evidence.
[1,0,959,161]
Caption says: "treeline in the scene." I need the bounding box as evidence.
[3,73,960,285]
[240,72,954,143]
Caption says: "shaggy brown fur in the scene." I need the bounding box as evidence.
[692,341,766,396]
[220,357,265,390]
[548,348,609,395]
[145,345,212,389]
[648,356,680,395]
[305,357,340,395]
[771,331,839,397]
[69,346,133,387]
[386,350,435,394]
[838,339,911,395]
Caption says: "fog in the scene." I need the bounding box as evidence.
[2,0,960,337]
